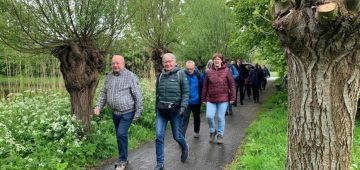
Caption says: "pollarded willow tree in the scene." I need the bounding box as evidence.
[128,0,181,74]
[0,0,128,132]
[273,0,360,169]
[176,0,235,68]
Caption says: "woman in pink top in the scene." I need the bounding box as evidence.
[201,52,236,144]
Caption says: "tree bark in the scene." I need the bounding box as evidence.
[52,43,104,132]
[151,47,172,75]
[273,1,360,169]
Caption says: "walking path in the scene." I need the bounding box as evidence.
[95,80,275,170]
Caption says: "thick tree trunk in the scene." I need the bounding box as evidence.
[151,47,172,75]
[286,48,359,169]
[53,43,104,132]
[273,1,360,169]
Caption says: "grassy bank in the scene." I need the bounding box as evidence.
[226,91,360,170]
[0,80,156,169]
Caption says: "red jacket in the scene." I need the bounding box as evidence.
[201,64,236,103]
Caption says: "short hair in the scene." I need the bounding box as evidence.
[212,52,223,61]
[162,53,176,62]
[185,60,195,66]
[112,55,125,63]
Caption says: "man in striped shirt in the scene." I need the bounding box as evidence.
[94,55,143,170]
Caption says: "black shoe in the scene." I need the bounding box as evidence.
[154,164,164,170]
[181,144,189,162]
[240,101,244,105]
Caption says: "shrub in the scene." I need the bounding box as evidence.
[0,79,156,169]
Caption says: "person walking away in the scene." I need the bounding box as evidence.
[201,53,236,144]
[94,55,143,170]
[244,65,252,99]
[154,53,189,170]
[249,63,263,103]
[229,60,239,107]
[181,60,203,138]
[262,65,270,90]
[235,59,249,105]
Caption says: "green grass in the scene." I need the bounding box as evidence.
[226,91,360,170]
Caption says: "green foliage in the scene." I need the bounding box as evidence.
[0,80,156,169]
[227,91,360,169]
[228,0,286,74]
[128,0,181,50]
[175,0,236,68]
[0,0,128,53]
[353,121,360,169]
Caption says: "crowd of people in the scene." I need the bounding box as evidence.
[94,53,271,170]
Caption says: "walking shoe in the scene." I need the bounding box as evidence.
[181,144,189,162]
[115,160,128,170]
[216,134,223,144]
[194,133,200,138]
[209,132,216,143]
[154,164,164,170]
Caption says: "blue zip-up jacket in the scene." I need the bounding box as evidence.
[227,64,239,81]
[185,67,202,105]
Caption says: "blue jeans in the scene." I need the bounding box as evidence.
[155,109,188,164]
[112,112,134,161]
[206,102,228,136]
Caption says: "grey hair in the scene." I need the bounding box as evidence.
[162,53,176,62]
[207,59,213,69]
[185,60,195,66]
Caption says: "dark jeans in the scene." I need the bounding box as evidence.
[238,84,245,103]
[245,84,251,98]
[252,86,260,102]
[182,104,201,136]
[112,112,134,161]
[156,109,188,164]
[262,78,267,90]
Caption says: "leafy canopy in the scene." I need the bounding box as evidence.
[0,0,128,53]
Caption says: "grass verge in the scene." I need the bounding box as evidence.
[226,90,360,170]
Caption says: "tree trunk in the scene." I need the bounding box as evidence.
[53,43,104,132]
[151,47,172,75]
[273,1,360,169]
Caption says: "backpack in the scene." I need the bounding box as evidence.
[157,70,183,85]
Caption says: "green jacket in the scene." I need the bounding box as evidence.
[156,66,189,108]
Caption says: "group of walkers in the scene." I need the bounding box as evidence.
[93,53,270,170]
[235,61,270,104]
